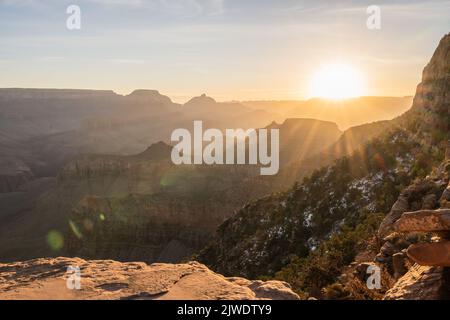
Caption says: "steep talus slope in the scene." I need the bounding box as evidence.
[198,33,450,299]
[0,257,299,300]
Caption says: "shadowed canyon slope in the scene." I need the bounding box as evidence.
[0,117,346,263]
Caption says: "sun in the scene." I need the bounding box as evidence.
[310,64,364,100]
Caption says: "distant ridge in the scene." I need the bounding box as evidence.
[184,93,217,106]
[0,88,118,99]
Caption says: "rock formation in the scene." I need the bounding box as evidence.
[406,242,450,267]
[381,145,450,299]
[384,265,447,300]
[0,257,299,300]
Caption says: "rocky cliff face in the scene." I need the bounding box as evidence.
[0,257,299,300]
[410,34,450,132]
[370,34,450,299]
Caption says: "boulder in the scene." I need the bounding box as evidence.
[395,209,450,233]
[406,242,450,267]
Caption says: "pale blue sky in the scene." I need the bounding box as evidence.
[0,0,449,102]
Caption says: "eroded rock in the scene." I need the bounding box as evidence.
[0,257,299,300]
[407,242,450,267]
[395,209,450,233]
[384,265,446,300]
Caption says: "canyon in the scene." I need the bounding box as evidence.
[0,32,448,300]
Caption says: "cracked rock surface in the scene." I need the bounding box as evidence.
[0,257,299,300]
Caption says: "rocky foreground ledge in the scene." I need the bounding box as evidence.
[0,257,299,300]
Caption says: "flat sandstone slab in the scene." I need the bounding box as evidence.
[407,242,450,267]
[395,209,450,233]
[0,257,299,300]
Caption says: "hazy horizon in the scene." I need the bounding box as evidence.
[0,86,414,104]
[1,0,449,102]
